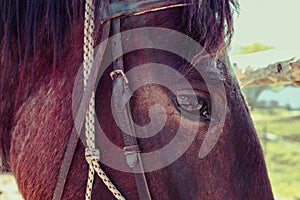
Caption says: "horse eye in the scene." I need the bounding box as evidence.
[173,92,210,121]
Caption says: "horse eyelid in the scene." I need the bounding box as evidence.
[171,92,211,120]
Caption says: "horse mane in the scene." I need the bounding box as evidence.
[0,0,238,171]
[185,0,238,52]
[0,0,238,67]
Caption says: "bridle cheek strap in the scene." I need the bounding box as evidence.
[110,0,152,197]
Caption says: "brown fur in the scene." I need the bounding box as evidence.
[0,1,274,199]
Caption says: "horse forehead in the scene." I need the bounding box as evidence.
[118,29,226,84]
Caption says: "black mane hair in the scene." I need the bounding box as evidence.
[0,0,238,68]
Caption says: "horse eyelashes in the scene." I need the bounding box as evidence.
[172,91,211,121]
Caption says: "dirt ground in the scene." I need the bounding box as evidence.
[0,173,23,200]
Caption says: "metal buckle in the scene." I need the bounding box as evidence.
[110,69,129,84]
[123,145,141,155]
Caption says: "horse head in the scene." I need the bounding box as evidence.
[0,0,274,199]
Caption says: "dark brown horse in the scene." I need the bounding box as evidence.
[0,0,274,199]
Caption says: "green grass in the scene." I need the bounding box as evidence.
[250,108,300,199]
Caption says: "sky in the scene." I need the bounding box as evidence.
[229,0,300,108]
[231,0,300,54]
[258,86,300,109]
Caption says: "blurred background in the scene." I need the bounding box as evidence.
[230,0,300,199]
[1,0,299,199]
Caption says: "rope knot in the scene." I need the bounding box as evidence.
[85,148,100,164]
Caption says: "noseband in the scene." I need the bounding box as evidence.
[53,1,187,200]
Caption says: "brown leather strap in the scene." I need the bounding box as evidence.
[110,0,152,198]
[111,76,152,199]
[100,0,186,23]
[52,21,111,200]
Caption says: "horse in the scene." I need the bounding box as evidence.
[0,0,274,199]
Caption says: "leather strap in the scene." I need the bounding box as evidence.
[52,21,111,200]
[100,0,186,23]
[110,0,152,199]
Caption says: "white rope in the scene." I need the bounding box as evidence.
[83,1,125,199]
